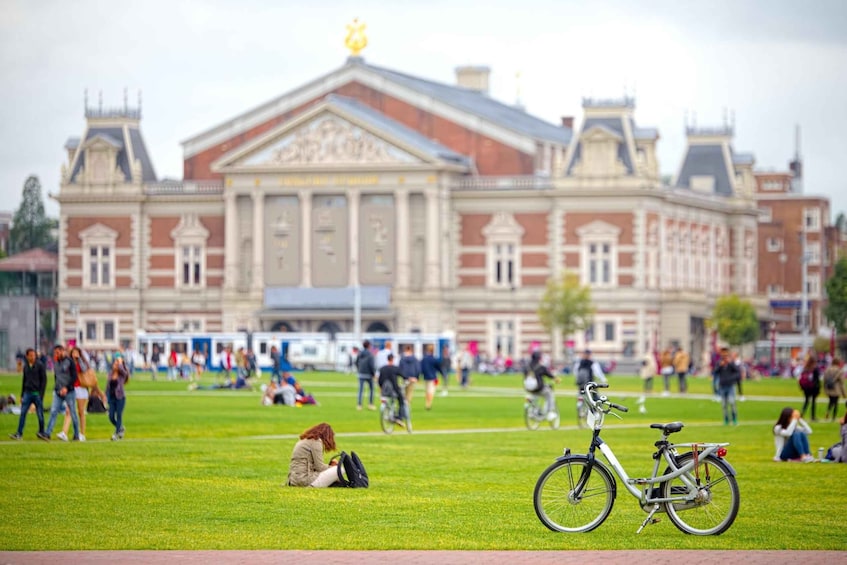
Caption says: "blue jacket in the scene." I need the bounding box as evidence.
[398,354,421,380]
[421,354,445,382]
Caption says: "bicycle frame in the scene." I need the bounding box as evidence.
[571,383,734,508]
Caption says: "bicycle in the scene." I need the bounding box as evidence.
[533,381,739,535]
[379,395,412,434]
[524,389,560,430]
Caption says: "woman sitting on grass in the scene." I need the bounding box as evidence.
[773,407,815,462]
[287,422,339,487]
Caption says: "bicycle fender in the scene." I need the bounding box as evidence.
[709,454,737,476]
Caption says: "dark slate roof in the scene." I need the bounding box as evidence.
[129,127,157,181]
[675,144,734,196]
[325,94,472,167]
[358,60,572,145]
[566,116,635,175]
[69,126,157,183]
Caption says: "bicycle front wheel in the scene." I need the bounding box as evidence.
[662,453,739,535]
[379,403,395,435]
[533,456,616,532]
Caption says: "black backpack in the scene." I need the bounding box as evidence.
[333,451,369,488]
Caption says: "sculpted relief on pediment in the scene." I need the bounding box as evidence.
[242,115,418,166]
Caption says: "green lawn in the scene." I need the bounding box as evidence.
[1,370,844,550]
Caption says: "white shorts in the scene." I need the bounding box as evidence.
[74,387,89,400]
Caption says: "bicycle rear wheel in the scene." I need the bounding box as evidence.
[533,456,616,532]
[379,402,395,435]
[662,453,739,535]
[524,399,542,430]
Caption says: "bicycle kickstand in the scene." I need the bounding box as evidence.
[636,504,662,534]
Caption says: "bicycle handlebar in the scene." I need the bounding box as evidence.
[582,381,628,415]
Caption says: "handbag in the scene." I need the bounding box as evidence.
[79,367,98,388]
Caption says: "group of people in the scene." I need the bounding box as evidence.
[773,405,847,463]
[353,340,455,414]
[261,374,317,406]
[9,344,129,442]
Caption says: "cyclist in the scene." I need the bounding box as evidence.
[378,353,408,427]
[524,350,560,421]
[573,349,607,389]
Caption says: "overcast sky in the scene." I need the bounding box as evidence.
[2,0,846,219]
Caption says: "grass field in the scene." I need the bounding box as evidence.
[1,370,845,550]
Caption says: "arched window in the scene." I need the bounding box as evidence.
[317,321,341,337]
[366,321,390,333]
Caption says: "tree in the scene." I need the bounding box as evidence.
[10,175,55,254]
[825,256,847,333]
[537,272,595,340]
[711,295,759,347]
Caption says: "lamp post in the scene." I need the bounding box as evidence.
[800,227,809,356]
[769,321,776,375]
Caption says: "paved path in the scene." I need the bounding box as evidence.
[0,551,840,564]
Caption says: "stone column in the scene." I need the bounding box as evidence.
[299,189,312,287]
[252,190,264,291]
[395,189,409,289]
[348,189,360,286]
[224,189,237,290]
[425,188,439,287]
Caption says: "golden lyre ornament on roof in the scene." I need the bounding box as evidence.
[345,18,368,56]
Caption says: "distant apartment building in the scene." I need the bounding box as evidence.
[0,211,10,255]
[755,167,846,359]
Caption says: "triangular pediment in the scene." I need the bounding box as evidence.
[576,220,621,237]
[212,102,436,171]
[581,124,623,143]
[79,223,118,241]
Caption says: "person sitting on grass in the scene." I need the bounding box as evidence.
[773,406,815,462]
[286,422,339,488]
[285,375,317,406]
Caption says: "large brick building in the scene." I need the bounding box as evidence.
[55,54,767,365]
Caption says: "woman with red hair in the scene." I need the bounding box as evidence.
[287,423,339,487]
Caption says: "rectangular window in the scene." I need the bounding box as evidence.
[588,242,613,285]
[492,243,516,288]
[807,242,821,265]
[88,245,112,287]
[766,237,782,252]
[604,322,615,342]
[103,322,115,341]
[807,274,820,296]
[86,322,97,341]
[804,207,821,231]
[493,320,515,357]
[181,245,203,287]
[767,284,781,295]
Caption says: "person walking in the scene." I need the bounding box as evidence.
[106,353,130,440]
[822,357,845,422]
[43,345,80,441]
[659,347,674,396]
[439,345,452,397]
[9,348,48,441]
[422,344,447,410]
[58,346,91,442]
[149,344,160,381]
[798,353,821,422]
[713,347,741,425]
[637,350,657,414]
[672,346,690,394]
[355,340,377,411]
[398,344,421,405]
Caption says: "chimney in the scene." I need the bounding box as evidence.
[561,116,574,129]
[455,66,490,94]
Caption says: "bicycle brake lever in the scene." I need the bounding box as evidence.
[608,410,622,420]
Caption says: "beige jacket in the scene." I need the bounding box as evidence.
[673,350,690,373]
[287,438,330,486]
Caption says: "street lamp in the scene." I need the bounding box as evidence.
[769,321,777,375]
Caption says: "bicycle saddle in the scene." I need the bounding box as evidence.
[650,422,684,434]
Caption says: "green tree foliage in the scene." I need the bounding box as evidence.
[825,256,847,333]
[537,272,594,339]
[712,294,758,347]
[10,175,55,253]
